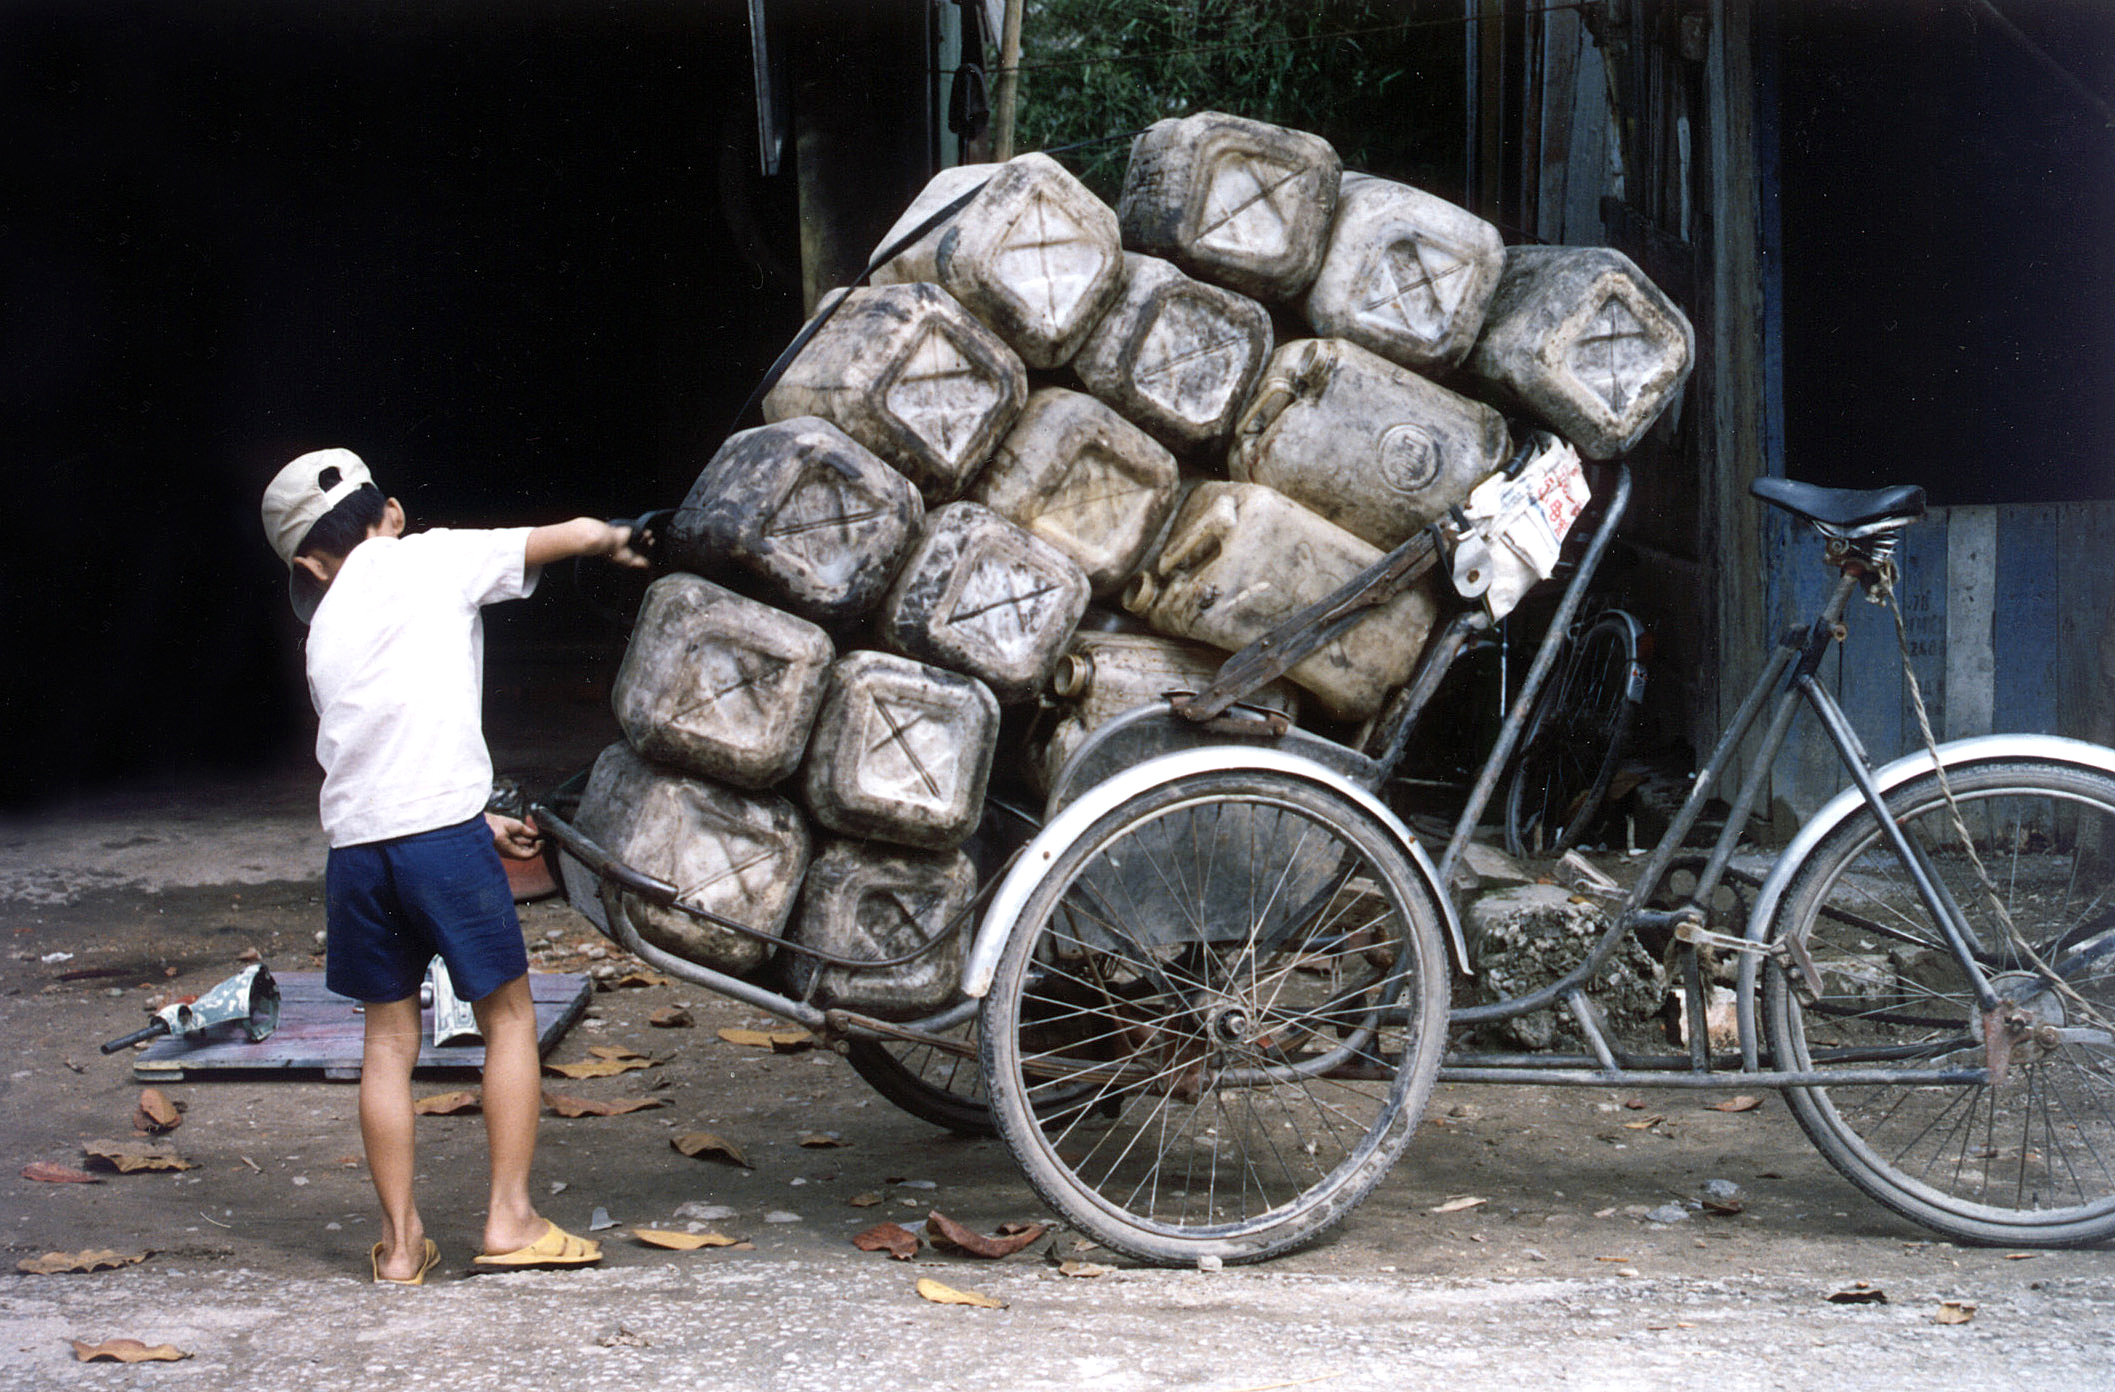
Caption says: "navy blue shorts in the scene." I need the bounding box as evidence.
[324,814,528,1004]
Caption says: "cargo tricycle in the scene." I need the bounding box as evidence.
[537,452,2115,1266]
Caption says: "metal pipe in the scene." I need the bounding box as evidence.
[1438,462,1634,890]
[1435,1066,1989,1088]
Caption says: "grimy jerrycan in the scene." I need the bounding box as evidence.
[1228,337,1508,551]
[762,283,1028,502]
[969,387,1180,597]
[1118,112,1341,302]
[1071,253,1274,456]
[870,153,1126,370]
[1033,629,1300,793]
[1303,172,1506,372]
[667,416,923,626]
[1459,245,1694,460]
[879,501,1092,704]
[783,839,977,1020]
[610,574,835,791]
[562,742,810,977]
[1122,481,1439,723]
[798,650,1000,852]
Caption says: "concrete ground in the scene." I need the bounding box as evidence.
[3,705,2111,1391]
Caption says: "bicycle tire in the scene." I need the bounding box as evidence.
[1762,758,2115,1246]
[1504,611,1645,858]
[846,1017,1103,1137]
[979,768,1450,1265]
[844,1027,1000,1136]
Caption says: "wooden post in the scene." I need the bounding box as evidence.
[992,0,1024,161]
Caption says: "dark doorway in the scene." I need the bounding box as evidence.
[1774,0,2115,505]
[3,1,805,807]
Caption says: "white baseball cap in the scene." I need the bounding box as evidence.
[260,448,375,621]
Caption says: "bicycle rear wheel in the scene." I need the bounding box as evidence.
[1762,758,2115,1246]
[980,768,1450,1265]
[1504,611,1645,857]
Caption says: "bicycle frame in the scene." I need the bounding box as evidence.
[1435,546,2107,1090]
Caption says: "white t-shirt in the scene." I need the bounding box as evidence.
[305,528,540,847]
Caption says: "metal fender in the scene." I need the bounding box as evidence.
[1736,733,2115,1067]
[959,747,1468,999]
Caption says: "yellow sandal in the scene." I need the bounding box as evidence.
[370,1238,441,1285]
[472,1220,602,1269]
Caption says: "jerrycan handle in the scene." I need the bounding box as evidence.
[1151,491,1235,576]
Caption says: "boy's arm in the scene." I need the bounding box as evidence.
[524,518,650,570]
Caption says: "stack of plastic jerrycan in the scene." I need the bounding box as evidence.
[1122,481,1440,723]
[1303,172,1506,372]
[969,387,1180,596]
[665,416,924,626]
[870,153,1126,370]
[1460,245,1695,459]
[610,574,834,790]
[1071,253,1274,455]
[1229,337,1509,550]
[561,742,810,976]
[784,840,978,1019]
[879,501,1092,703]
[762,283,1028,502]
[798,650,1001,851]
[1117,111,1342,301]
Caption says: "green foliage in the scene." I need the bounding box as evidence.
[1010,0,1467,200]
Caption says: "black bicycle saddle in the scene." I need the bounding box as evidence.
[1750,477,1926,529]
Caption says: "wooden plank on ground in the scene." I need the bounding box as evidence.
[131,972,590,1082]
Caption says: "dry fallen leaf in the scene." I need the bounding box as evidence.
[633,1228,740,1250]
[848,1192,884,1208]
[1706,1096,1763,1113]
[1701,1197,1746,1216]
[543,1091,667,1118]
[412,1090,482,1116]
[797,1132,846,1149]
[1826,1282,1887,1304]
[237,946,262,963]
[19,1249,149,1275]
[133,1088,183,1134]
[21,1162,102,1185]
[671,1132,751,1167]
[649,1007,694,1029]
[1621,1117,1665,1130]
[545,1056,656,1080]
[853,1222,920,1260]
[916,1276,1005,1309]
[589,1044,649,1061]
[1057,1260,1112,1278]
[81,1139,192,1173]
[71,1338,189,1363]
[716,1026,815,1053]
[1430,1196,1488,1215]
[1935,1300,1977,1325]
[607,971,671,989]
[925,1210,1050,1258]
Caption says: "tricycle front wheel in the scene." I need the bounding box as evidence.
[979,768,1450,1265]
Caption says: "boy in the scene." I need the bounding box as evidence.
[261,447,647,1283]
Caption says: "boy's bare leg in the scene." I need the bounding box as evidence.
[472,974,546,1254]
[360,995,428,1279]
